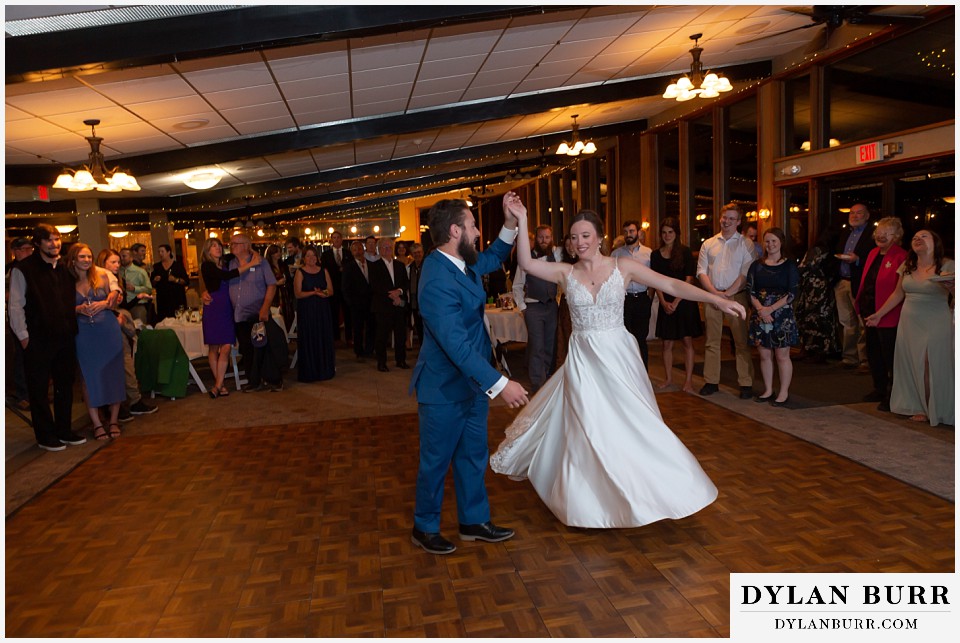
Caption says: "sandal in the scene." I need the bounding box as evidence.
[218,386,230,397]
[93,425,108,441]
[107,423,121,439]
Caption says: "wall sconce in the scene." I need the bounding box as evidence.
[800,139,840,151]
[108,231,129,238]
[55,224,77,234]
[373,225,380,233]
[640,221,650,230]
[209,231,218,239]
[350,225,358,234]
[256,229,265,237]
[327,227,335,234]
[758,208,772,220]
[399,225,406,234]
[304,227,312,235]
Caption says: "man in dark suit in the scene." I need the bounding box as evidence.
[320,230,349,342]
[833,203,875,368]
[409,195,529,555]
[408,243,424,346]
[340,240,375,361]
[369,237,410,372]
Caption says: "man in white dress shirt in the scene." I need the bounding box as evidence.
[696,203,757,399]
[611,219,653,369]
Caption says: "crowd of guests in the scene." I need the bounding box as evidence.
[5,204,953,455]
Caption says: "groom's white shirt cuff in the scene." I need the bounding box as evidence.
[487,377,508,399]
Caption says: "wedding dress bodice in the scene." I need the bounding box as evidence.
[564,263,625,334]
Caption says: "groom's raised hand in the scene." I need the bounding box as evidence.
[500,380,529,408]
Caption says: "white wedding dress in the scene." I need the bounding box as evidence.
[490,261,718,528]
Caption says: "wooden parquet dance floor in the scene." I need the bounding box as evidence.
[5,394,954,637]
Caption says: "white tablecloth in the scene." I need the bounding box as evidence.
[154,318,206,359]
[484,307,527,344]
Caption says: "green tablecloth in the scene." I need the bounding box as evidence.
[134,328,190,398]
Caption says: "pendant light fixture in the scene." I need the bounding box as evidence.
[52,119,140,192]
[555,115,596,156]
[662,34,733,102]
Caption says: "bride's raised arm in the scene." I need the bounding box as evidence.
[504,191,567,285]
[619,256,746,319]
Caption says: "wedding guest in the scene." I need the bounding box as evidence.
[747,228,800,407]
[200,238,259,397]
[697,203,757,399]
[7,225,87,451]
[294,246,336,382]
[855,217,907,411]
[833,203,875,369]
[369,238,410,372]
[611,220,653,370]
[341,240,375,361]
[68,243,125,440]
[866,229,953,426]
[96,249,157,419]
[650,218,702,393]
[151,243,188,321]
[265,244,293,329]
[227,234,280,392]
[320,231,349,341]
[120,246,153,325]
[794,230,841,363]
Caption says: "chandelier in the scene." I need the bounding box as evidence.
[182,168,225,190]
[555,115,596,156]
[662,34,733,102]
[52,119,141,192]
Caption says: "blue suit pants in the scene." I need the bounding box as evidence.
[414,395,491,533]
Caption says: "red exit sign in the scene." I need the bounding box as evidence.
[856,141,883,165]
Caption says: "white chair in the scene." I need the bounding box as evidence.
[287,312,298,369]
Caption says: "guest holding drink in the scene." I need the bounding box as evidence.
[200,237,260,398]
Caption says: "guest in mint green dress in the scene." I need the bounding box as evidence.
[865,229,953,427]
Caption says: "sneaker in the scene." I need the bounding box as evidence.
[243,382,268,393]
[269,380,284,392]
[38,438,66,452]
[59,431,87,446]
[129,400,158,415]
[117,406,135,423]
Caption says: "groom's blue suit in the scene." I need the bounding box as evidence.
[410,235,514,533]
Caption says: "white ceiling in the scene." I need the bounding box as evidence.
[3,5,933,213]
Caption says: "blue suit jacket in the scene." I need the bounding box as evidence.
[410,237,513,404]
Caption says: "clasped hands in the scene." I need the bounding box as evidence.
[502,191,526,225]
[388,288,403,306]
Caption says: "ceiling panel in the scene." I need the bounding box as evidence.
[6,86,117,116]
[279,76,351,100]
[418,55,487,80]
[181,61,274,93]
[205,85,283,111]
[89,74,196,104]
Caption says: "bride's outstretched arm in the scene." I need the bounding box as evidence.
[619,257,746,319]
[503,191,567,285]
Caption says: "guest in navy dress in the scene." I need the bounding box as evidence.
[200,237,260,397]
[67,243,125,440]
[747,227,800,407]
[294,246,336,382]
[650,217,702,393]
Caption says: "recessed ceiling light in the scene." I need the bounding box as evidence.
[173,119,210,131]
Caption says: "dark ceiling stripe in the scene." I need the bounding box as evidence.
[6,5,570,82]
[6,60,768,188]
[5,119,646,216]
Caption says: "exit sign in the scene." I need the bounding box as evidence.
[856,141,883,165]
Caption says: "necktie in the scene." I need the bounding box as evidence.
[335,248,341,266]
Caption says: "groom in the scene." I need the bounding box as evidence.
[410,195,530,554]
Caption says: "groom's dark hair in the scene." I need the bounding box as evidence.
[428,199,471,246]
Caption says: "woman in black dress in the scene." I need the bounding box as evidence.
[747,227,800,406]
[294,246,336,382]
[151,243,189,321]
[650,218,702,393]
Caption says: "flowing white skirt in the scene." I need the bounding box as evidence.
[490,326,718,528]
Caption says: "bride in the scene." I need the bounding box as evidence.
[490,194,746,528]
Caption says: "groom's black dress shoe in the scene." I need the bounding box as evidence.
[411,529,456,555]
[459,522,515,543]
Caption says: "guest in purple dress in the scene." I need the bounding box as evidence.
[200,238,260,398]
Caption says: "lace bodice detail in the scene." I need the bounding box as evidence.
[564,263,625,333]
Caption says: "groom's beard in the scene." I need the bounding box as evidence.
[459,235,479,265]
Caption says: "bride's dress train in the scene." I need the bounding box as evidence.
[490,262,717,528]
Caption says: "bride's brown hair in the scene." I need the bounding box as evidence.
[570,209,603,237]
